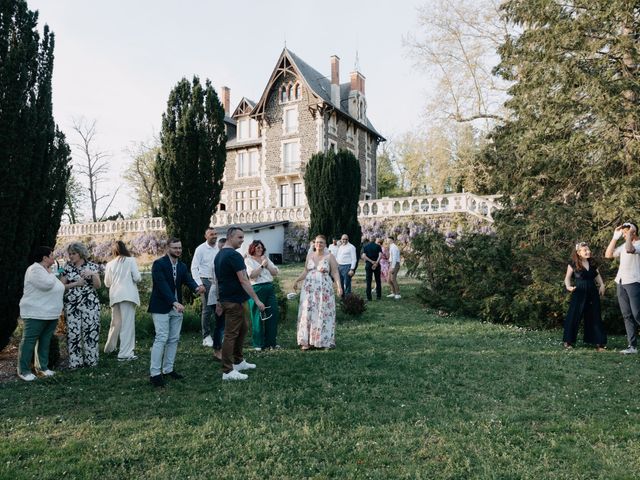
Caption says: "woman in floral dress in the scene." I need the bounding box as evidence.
[62,242,102,368]
[294,235,343,350]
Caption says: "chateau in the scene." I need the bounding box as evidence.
[217,48,385,216]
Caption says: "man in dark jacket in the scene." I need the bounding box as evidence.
[148,238,204,387]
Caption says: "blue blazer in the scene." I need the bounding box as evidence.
[148,255,199,314]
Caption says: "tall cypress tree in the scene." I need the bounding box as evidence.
[0,0,72,351]
[155,76,226,265]
[304,149,362,253]
[475,0,640,325]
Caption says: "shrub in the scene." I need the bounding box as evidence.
[407,229,626,333]
[340,293,366,317]
[272,277,288,323]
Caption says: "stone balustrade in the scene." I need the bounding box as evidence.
[57,193,500,237]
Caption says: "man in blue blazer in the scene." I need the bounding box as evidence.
[148,238,205,387]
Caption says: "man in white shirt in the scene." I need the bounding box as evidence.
[328,238,339,257]
[605,222,640,354]
[190,227,219,347]
[387,236,401,300]
[336,234,357,296]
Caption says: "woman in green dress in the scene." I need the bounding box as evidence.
[245,240,280,351]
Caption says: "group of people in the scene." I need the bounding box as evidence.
[563,222,640,354]
[17,240,140,381]
[318,234,402,301]
[16,226,404,384]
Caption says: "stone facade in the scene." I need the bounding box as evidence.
[218,49,384,216]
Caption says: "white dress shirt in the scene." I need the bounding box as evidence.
[206,263,219,306]
[190,241,219,286]
[104,256,142,306]
[389,243,401,268]
[336,243,357,268]
[614,240,640,284]
[328,244,339,257]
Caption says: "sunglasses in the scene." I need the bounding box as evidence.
[260,305,272,322]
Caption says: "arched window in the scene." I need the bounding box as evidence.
[280,85,287,103]
[294,83,301,100]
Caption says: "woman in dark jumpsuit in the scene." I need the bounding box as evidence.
[563,242,607,350]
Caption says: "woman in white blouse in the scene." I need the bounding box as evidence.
[17,246,65,381]
[104,241,141,361]
[245,240,280,350]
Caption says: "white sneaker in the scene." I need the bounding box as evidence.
[39,369,55,377]
[18,373,37,382]
[386,293,396,298]
[620,346,638,354]
[233,360,256,371]
[202,335,213,347]
[254,347,262,352]
[394,294,402,299]
[222,369,248,381]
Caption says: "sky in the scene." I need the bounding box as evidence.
[28,0,431,219]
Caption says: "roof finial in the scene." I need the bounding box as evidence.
[354,50,360,72]
[284,34,287,50]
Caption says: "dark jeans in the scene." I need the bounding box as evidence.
[365,264,381,300]
[220,302,248,373]
[338,264,352,296]
[211,310,225,350]
[617,282,640,347]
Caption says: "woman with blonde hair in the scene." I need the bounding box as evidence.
[563,241,607,350]
[294,235,343,350]
[104,240,141,361]
[61,242,102,368]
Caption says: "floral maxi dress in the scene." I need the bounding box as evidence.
[64,262,101,368]
[297,255,336,348]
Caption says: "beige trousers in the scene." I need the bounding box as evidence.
[104,301,136,359]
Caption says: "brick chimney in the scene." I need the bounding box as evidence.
[330,55,340,106]
[349,71,365,95]
[221,86,231,115]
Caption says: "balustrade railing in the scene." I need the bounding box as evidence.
[57,193,500,237]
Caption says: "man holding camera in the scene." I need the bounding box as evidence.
[605,222,640,354]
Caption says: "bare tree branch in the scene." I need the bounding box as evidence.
[71,117,118,222]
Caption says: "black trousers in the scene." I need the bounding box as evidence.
[365,264,382,300]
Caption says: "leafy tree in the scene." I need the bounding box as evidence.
[0,0,71,351]
[475,0,640,326]
[124,140,161,217]
[155,76,226,265]
[376,145,402,197]
[304,149,362,252]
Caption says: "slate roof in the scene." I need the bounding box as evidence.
[286,49,384,140]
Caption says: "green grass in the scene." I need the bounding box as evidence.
[2,264,640,479]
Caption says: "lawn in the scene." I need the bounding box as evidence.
[2,264,639,479]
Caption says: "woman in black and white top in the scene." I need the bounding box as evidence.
[245,240,280,351]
